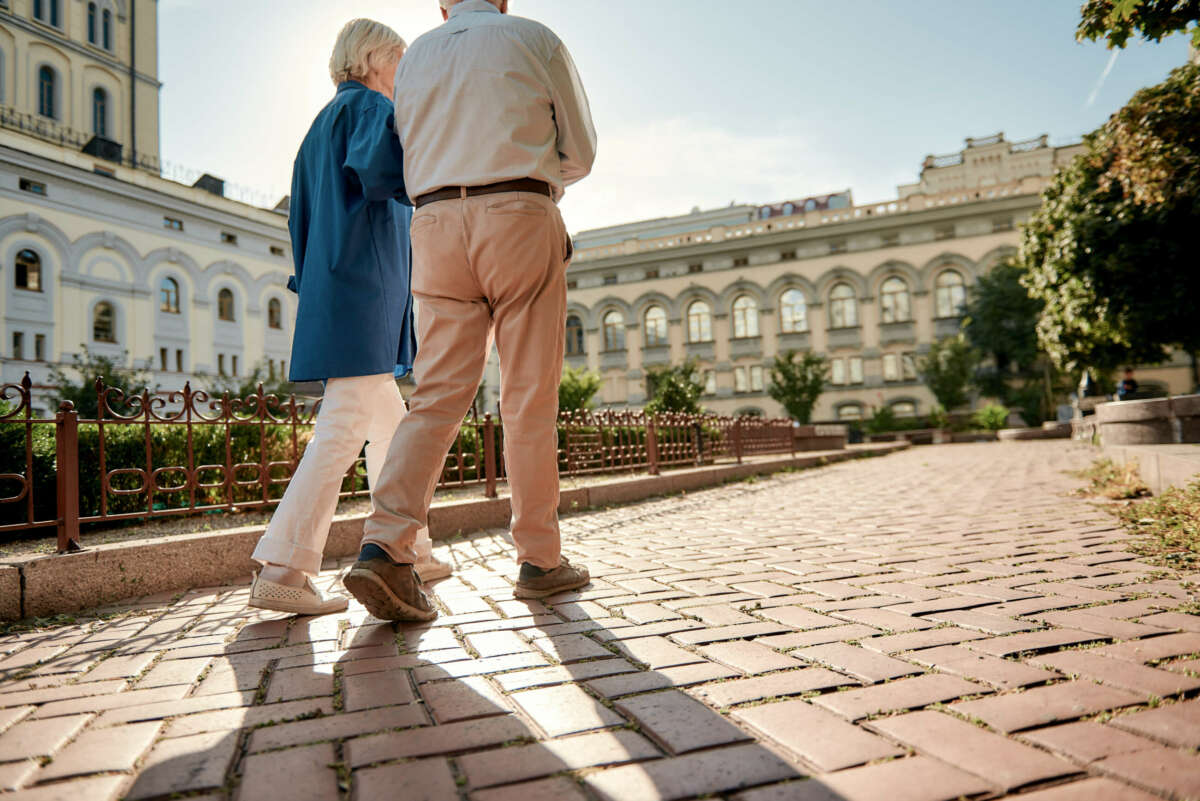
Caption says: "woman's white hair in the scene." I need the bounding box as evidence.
[329,19,407,86]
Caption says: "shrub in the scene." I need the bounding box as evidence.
[972,404,1010,431]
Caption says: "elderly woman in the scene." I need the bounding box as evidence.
[248,19,448,616]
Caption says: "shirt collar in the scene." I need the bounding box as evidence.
[336,80,368,95]
[448,0,500,19]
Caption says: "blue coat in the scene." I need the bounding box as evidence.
[286,81,416,382]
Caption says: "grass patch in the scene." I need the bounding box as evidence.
[1121,478,1200,572]
[1072,458,1150,500]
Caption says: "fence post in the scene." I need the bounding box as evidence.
[646,415,659,476]
[483,414,498,499]
[55,402,81,553]
[733,418,744,464]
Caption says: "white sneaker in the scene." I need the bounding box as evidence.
[248,572,349,616]
[416,557,453,582]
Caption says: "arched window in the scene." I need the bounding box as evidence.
[732,295,759,338]
[37,66,56,119]
[268,298,282,329]
[783,203,795,216]
[829,282,858,328]
[93,302,115,342]
[644,306,668,347]
[780,289,807,333]
[686,300,712,343]
[92,88,108,137]
[217,288,235,322]
[87,3,97,43]
[159,277,179,313]
[836,403,864,421]
[565,315,584,356]
[102,9,112,50]
[935,270,967,318]
[15,250,42,292]
[891,401,917,417]
[34,0,59,26]
[880,277,911,323]
[602,310,625,351]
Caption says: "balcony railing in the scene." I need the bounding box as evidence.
[0,375,797,552]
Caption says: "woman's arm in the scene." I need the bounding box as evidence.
[343,101,410,205]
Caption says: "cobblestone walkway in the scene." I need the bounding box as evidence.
[1,441,1198,801]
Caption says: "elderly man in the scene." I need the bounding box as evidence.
[342,0,597,621]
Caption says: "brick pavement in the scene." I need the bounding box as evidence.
[0,441,1198,801]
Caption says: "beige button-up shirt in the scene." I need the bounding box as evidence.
[392,0,597,202]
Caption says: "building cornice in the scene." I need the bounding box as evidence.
[0,12,163,88]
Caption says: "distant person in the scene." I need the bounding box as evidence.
[247,19,448,617]
[343,0,597,621]
[1117,368,1140,401]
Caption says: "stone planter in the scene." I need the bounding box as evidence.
[1172,394,1200,443]
[1095,398,1173,445]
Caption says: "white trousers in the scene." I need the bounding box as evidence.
[252,373,434,575]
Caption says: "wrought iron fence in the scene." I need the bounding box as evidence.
[0,375,796,552]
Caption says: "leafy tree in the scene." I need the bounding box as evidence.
[1077,0,1200,49]
[864,405,899,435]
[49,346,151,419]
[1019,63,1200,386]
[962,257,1043,379]
[210,362,294,402]
[645,360,704,415]
[766,350,828,423]
[558,365,602,413]
[918,335,980,412]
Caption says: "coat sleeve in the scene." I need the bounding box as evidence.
[342,101,410,205]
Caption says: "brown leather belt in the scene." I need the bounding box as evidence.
[414,179,551,209]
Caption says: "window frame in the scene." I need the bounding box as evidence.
[565,314,585,356]
[779,289,808,333]
[602,310,625,352]
[879,277,911,324]
[217,288,236,322]
[37,65,57,119]
[686,300,712,343]
[92,301,116,343]
[159,277,180,313]
[15,249,43,292]
[92,87,108,138]
[643,305,668,348]
[267,298,283,330]
[732,295,759,339]
[828,282,858,329]
[935,270,967,318]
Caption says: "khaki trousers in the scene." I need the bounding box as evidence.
[362,190,569,569]
[252,374,434,575]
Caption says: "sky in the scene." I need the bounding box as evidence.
[157,0,1192,234]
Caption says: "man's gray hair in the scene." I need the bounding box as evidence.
[329,18,407,86]
[439,0,500,8]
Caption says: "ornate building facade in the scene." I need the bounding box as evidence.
[562,133,1188,421]
[0,0,294,413]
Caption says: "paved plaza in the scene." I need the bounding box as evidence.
[0,441,1198,801]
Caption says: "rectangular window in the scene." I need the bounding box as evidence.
[12,332,23,360]
[176,349,183,373]
[93,166,116,178]
[218,354,225,376]
[566,280,578,290]
[780,250,796,261]
[232,355,239,376]
[704,370,717,396]
[645,268,659,280]
[849,357,864,385]
[902,353,917,381]
[20,178,46,196]
[35,334,45,361]
[603,274,617,286]
[268,359,276,381]
[935,226,956,240]
[831,359,846,386]
[749,365,764,392]
[829,240,847,254]
[733,256,749,267]
[164,217,184,231]
[883,353,899,382]
[159,347,167,371]
[688,263,703,274]
[993,217,1014,233]
[221,232,238,245]
[734,366,748,393]
[270,245,285,257]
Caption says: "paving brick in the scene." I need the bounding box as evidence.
[733,699,903,771]
[733,755,992,801]
[667,622,791,645]
[509,683,623,737]
[421,675,509,722]
[834,607,938,632]
[248,704,429,752]
[0,713,91,760]
[1034,610,1168,639]
[264,665,334,703]
[30,684,188,718]
[583,742,799,801]
[414,651,549,682]
[236,742,339,801]
[964,628,1106,657]
[1094,747,1200,799]
[38,720,161,781]
[812,673,983,720]
[194,663,268,696]
[472,776,588,801]
[126,730,240,800]
[491,659,638,692]
[352,758,457,801]
[1108,698,1200,748]
[347,715,533,767]
[1018,720,1160,764]
[756,624,881,650]
[858,626,987,654]
[904,644,1058,688]
[1137,611,1200,632]
[616,689,748,753]
[609,636,700,669]
[792,642,921,682]
[925,608,1039,634]
[1010,776,1160,801]
[460,729,660,788]
[0,758,37,791]
[529,633,613,663]
[698,640,806,675]
[80,653,158,682]
[690,667,852,707]
[7,775,127,801]
[1087,632,1200,663]
[1031,650,1200,697]
[584,662,738,699]
[133,656,211,688]
[950,682,1142,732]
[0,679,128,709]
[163,698,334,737]
[466,630,531,658]
[686,604,758,626]
[95,690,257,726]
[867,710,1080,790]
[342,669,416,712]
